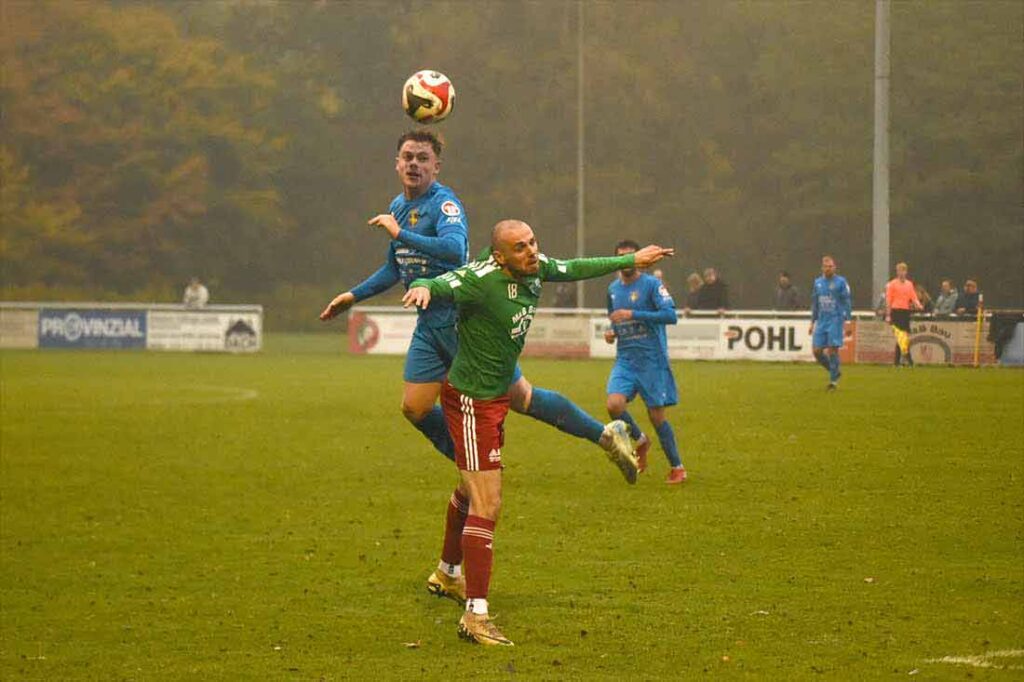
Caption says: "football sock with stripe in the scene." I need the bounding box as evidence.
[526,386,603,444]
[462,515,496,609]
[655,421,682,468]
[617,410,644,440]
[413,405,456,462]
[440,488,469,570]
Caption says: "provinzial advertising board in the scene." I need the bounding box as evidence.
[39,309,146,349]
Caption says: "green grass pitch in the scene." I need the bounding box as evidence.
[2,334,1022,679]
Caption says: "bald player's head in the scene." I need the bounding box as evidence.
[491,219,540,276]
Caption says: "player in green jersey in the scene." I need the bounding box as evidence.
[404,219,673,646]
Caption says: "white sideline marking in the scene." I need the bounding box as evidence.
[925,649,1024,670]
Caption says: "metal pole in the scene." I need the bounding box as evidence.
[872,0,891,307]
[575,0,585,308]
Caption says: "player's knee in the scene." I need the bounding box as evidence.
[473,493,502,521]
[648,408,666,426]
[606,395,626,416]
[400,400,432,424]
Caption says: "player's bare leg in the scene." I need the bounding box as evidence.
[511,377,638,483]
[648,406,686,484]
[456,469,512,646]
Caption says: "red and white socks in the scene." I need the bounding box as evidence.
[462,514,495,614]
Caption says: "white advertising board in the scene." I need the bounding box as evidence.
[348,311,417,354]
[592,316,816,362]
[718,319,816,362]
[0,309,39,349]
[147,311,262,352]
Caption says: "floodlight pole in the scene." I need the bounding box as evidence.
[575,0,585,308]
[872,0,891,307]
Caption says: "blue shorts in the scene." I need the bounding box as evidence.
[404,323,523,386]
[812,320,845,349]
[607,361,678,408]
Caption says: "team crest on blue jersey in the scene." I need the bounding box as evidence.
[630,291,639,302]
[409,210,419,226]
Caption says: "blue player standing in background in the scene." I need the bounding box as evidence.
[603,240,688,484]
[809,254,852,390]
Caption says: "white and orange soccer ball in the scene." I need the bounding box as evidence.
[402,70,455,124]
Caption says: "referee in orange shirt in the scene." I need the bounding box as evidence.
[885,262,923,366]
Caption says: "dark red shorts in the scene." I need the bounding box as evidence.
[441,381,509,472]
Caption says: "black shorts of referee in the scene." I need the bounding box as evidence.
[890,308,912,332]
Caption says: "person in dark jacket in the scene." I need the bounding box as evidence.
[773,271,801,310]
[696,267,729,312]
[955,279,981,316]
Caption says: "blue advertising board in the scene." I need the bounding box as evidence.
[39,309,147,349]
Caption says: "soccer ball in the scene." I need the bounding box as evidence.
[402,70,455,124]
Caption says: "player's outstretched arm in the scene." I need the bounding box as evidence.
[320,291,356,321]
[633,245,674,269]
[541,245,674,283]
[404,270,465,309]
[319,252,400,321]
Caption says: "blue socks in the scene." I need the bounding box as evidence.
[815,351,831,371]
[412,405,456,461]
[655,421,682,468]
[526,387,603,443]
[617,410,643,440]
[828,353,841,382]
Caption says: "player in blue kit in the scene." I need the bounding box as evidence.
[809,255,852,390]
[603,240,687,484]
[320,131,637,599]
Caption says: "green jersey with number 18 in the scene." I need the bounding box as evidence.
[410,252,634,399]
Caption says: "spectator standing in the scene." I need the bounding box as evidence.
[683,272,702,315]
[773,270,801,310]
[956,279,981,316]
[696,267,729,312]
[934,279,959,316]
[183,277,209,309]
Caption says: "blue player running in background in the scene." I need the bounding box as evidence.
[809,254,852,390]
[603,240,688,484]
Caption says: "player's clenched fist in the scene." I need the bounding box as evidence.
[632,245,674,269]
[320,291,356,321]
[402,286,432,310]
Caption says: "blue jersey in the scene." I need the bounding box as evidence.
[810,274,852,324]
[350,181,469,328]
[607,274,677,367]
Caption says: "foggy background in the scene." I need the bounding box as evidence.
[2,1,1021,330]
